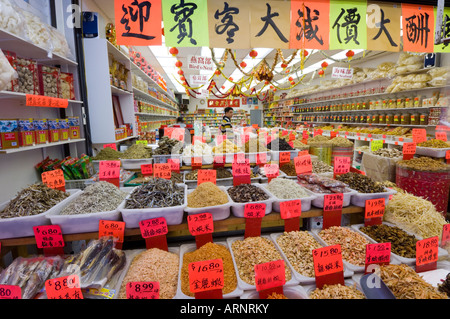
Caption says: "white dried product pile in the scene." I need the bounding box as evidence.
[266,178,310,200]
[276,231,322,278]
[310,284,365,299]
[318,226,369,267]
[118,249,179,299]
[231,237,291,285]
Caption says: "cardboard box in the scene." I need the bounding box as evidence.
[48,119,60,143]
[59,119,70,141]
[33,119,49,144]
[18,118,35,147]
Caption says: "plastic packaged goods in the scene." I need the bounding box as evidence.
[309,284,365,299]
[0,256,65,299]
[0,49,18,91]
[297,174,350,194]
[187,182,229,208]
[0,0,28,39]
[48,26,72,59]
[117,248,179,299]
[376,264,448,299]
[20,8,52,52]
[38,65,60,98]
[15,57,40,95]
[154,136,183,155]
[59,72,75,100]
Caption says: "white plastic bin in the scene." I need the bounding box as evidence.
[310,188,357,209]
[184,186,232,221]
[350,188,397,207]
[183,170,234,189]
[120,158,153,170]
[262,185,316,214]
[224,184,275,218]
[240,286,309,299]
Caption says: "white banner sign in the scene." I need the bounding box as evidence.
[187,55,214,71]
[331,67,354,79]
[189,74,210,87]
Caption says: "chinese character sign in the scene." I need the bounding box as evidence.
[402,3,435,53]
[208,0,251,49]
[207,99,240,108]
[250,0,291,49]
[163,0,210,47]
[330,0,367,50]
[290,0,330,50]
[187,55,214,72]
[115,0,162,46]
[434,6,450,53]
[366,2,401,52]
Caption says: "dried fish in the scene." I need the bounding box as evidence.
[125,178,185,209]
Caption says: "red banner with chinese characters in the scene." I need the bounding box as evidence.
[207,99,240,108]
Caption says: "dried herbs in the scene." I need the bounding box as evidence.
[125,178,185,209]
[438,273,450,297]
[120,144,153,159]
[397,157,450,172]
[336,172,385,193]
[227,184,269,203]
[154,136,183,155]
[187,182,229,208]
[92,147,121,161]
[267,138,294,151]
[0,183,70,219]
[266,178,310,199]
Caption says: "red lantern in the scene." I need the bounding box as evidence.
[182,81,187,86]
[240,61,247,68]
[318,70,325,77]
[303,50,309,58]
[346,50,355,61]
[265,81,270,85]
[221,86,226,90]
[249,50,258,59]
[288,77,294,82]
[175,60,183,68]
[321,62,328,70]
[180,76,185,82]
[178,70,184,75]
[215,69,221,76]
[281,63,288,69]
[270,85,274,89]
[229,77,233,82]
[169,47,179,57]
[291,81,295,86]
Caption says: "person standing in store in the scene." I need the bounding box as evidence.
[175,117,186,128]
[220,107,234,134]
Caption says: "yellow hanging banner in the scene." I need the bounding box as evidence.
[366,2,401,52]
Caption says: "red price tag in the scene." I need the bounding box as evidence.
[302,131,309,140]
[33,225,65,249]
[323,194,343,212]
[126,282,160,299]
[280,200,302,219]
[264,164,279,179]
[244,203,266,219]
[412,129,427,144]
[279,152,291,164]
[294,155,312,175]
[41,169,66,190]
[289,133,296,141]
[365,198,385,220]
[232,162,251,176]
[172,128,185,142]
[281,131,288,136]
[141,164,153,176]
[139,217,168,239]
[189,259,224,295]
[234,152,246,164]
[99,161,121,179]
[168,158,180,172]
[403,142,416,155]
[254,260,286,292]
[365,243,391,273]
[187,213,214,236]
[103,143,117,151]
[99,220,125,244]
[154,163,172,180]
[45,275,83,300]
[313,245,344,277]
[0,285,21,299]
[192,156,203,170]
[197,170,217,185]
[334,157,351,176]
[298,150,309,156]
[416,237,439,268]
[192,136,205,144]
[436,132,448,141]
[330,131,337,139]
[256,153,268,165]
[442,224,450,247]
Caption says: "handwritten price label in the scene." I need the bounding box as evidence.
[313,245,344,277]
[26,94,68,109]
[244,203,266,219]
[264,164,279,178]
[436,132,448,141]
[139,217,168,239]
[323,194,344,212]
[168,158,180,171]
[45,275,83,300]
[41,169,65,190]
[0,286,21,299]
[254,260,286,292]
[187,213,214,236]
[302,131,309,140]
[141,164,153,176]
[232,162,251,176]
[280,200,302,219]
[365,198,385,219]
[256,153,268,165]
[279,152,291,164]
[294,155,313,175]
[154,163,171,180]
[442,224,450,247]
[371,140,384,152]
[126,282,160,300]
[99,220,125,243]
[412,129,427,144]
[197,170,217,185]
[334,157,351,175]
[416,237,439,267]
[99,161,121,179]
[33,225,64,249]
[103,143,117,151]
[403,142,416,155]
[189,259,224,294]
[365,243,391,267]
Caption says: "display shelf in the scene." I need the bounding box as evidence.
[111,85,133,96]
[0,90,83,104]
[135,112,177,118]
[0,29,78,67]
[114,135,138,143]
[0,139,85,154]
[293,121,433,128]
[290,105,447,115]
[133,87,178,111]
[106,40,130,65]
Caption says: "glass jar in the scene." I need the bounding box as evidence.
[414,96,422,108]
[420,114,428,125]
[405,98,413,108]
[379,114,386,124]
[386,114,394,125]
[372,114,379,124]
[410,113,420,125]
[401,113,411,125]
[393,114,401,125]
[397,98,405,108]
[367,115,372,124]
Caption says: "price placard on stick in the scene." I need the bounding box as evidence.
[294,155,312,175]
[103,143,117,150]
[403,142,416,160]
[99,220,125,248]
[334,157,351,177]
[312,245,345,289]
[33,225,65,251]
[168,158,180,173]
[41,169,66,191]
[254,260,286,292]
[99,161,121,187]
[154,163,171,180]
[264,164,279,182]
[280,200,302,233]
[412,128,427,144]
[126,282,160,300]
[364,198,385,226]
[436,131,448,141]
[244,203,265,238]
[279,152,291,165]
[442,224,450,247]
[323,194,343,230]
[139,217,168,251]
[416,236,439,273]
[187,213,214,249]
[197,170,217,185]
[45,275,83,300]
[141,164,153,176]
[365,243,391,274]
[0,285,21,299]
[189,259,224,299]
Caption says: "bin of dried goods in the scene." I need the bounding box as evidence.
[226,184,274,218]
[213,139,242,163]
[396,157,450,215]
[297,174,356,208]
[0,184,77,239]
[312,226,370,272]
[307,282,366,299]
[240,286,308,299]
[153,136,183,164]
[118,178,187,227]
[184,168,233,188]
[331,137,354,166]
[336,172,396,207]
[119,144,153,169]
[307,135,332,165]
[185,182,232,221]
[362,149,403,183]
[45,182,131,234]
[116,248,179,299]
[125,171,183,186]
[267,138,299,162]
[182,142,214,166]
[177,242,242,299]
[243,138,271,163]
[416,139,450,158]
[228,236,297,291]
[263,178,316,213]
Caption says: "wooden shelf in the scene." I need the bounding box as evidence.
[0,139,85,154]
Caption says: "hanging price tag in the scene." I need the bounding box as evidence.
[99,161,121,187]
[141,164,153,176]
[0,286,21,299]
[264,164,279,183]
[126,282,160,300]
[99,220,125,249]
[334,157,351,177]
[168,158,180,173]
[280,200,302,233]
[154,163,171,180]
[403,142,416,160]
[323,194,343,230]
[103,143,117,151]
[33,225,65,256]
[365,243,391,274]
[364,198,385,226]
[436,131,448,141]
[41,169,66,192]
[254,260,286,298]
[442,224,450,248]
[279,152,291,166]
[312,245,345,289]
[139,217,168,251]
[371,140,384,152]
[412,128,427,145]
[244,203,266,238]
[416,236,439,273]
[197,170,217,185]
[187,213,214,249]
[189,259,224,299]
[45,275,83,300]
[294,155,312,175]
